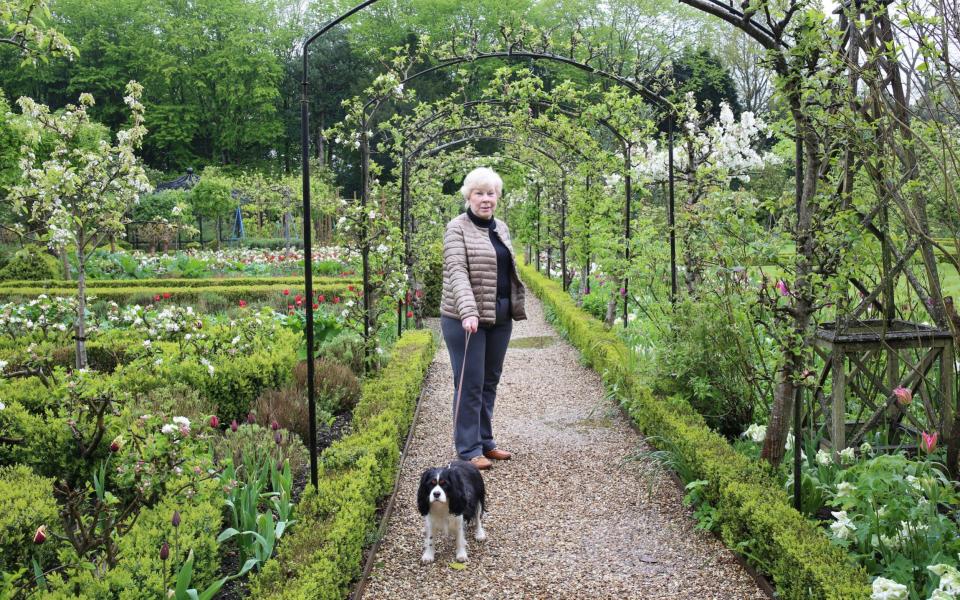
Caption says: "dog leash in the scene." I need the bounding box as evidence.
[452,329,471,452]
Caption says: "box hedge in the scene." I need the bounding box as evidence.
[249,329,435,600]
[0,283,353,305]
[516,260,870,600]
[0,276,358,290]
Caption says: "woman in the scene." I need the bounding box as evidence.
[441,167,526,470]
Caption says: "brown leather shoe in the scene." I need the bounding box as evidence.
[469,455,492,470]
[484,448,512,461]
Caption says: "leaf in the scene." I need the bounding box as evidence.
[449,562,467,571]
[175,549,195,597]
[216,527,241,543]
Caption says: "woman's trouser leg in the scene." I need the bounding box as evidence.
[479,319,512,452]
[441,316,487,460]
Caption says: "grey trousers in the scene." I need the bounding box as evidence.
[441,311,513,460]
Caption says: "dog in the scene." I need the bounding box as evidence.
[416,460,486,563]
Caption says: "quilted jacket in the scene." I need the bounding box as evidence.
[440,212,527,325]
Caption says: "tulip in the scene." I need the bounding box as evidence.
[406,310,414,318]
[230,420,238,432]
[153,294,161,302]
[238,300,247,308]
[776,280,791,296]
[162,292,171,299]
[348,285,355,292]
[209,415,219,429]
[109,435,123,453]
[415,289,423,298]
[172,510,181,528]
[247,412,256,425]
[159,541,169,560]
[282,289,290,296]
[893,386,912,406]
[274,431,282,445]
[313,303,319,310]
[318,295,325,303]
[921,431,938,454]
[33,525,47,545]
[333,297,341,304]
[619,287,626,297]
[271,420,280,431]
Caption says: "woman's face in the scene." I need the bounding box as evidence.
[468,186,498,220]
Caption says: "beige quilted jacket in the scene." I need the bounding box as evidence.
[441,212,527,325]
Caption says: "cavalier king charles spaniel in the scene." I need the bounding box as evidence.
[416,460,486,563]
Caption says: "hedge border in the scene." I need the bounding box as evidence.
[249,329,436,600]
[0,276,358,290]
[0,283,354,304]
[516,260,871,600]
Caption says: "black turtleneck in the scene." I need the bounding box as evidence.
[467,208,512,300]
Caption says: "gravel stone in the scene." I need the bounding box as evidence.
[362,296,768,599]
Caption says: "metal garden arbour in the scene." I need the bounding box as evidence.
[299,0,684,488]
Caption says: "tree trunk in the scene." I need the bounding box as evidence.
[60,248,71,281]
[75,259,88,370]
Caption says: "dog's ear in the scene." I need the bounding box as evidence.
[446,467,466,515]
[416,469,433,516]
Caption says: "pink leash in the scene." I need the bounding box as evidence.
[452,330,471,453]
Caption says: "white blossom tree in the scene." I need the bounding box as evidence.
[8,81,152,368]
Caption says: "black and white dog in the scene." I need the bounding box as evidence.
[416,460,486,563]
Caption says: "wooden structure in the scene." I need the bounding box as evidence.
[811,319,955,455]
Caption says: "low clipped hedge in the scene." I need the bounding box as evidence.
[250,329,436,600]
[0,276,358,289]
[517,259,871,600]
[0,465,60,572]
[0,283,353,305]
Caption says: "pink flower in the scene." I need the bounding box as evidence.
[318,294,325,303]
[247,412,256,425]
[33,525,47,544]
[619,287,626,297]
[238,300,247,308]
[776,280,791,296]
[921,431,938,454]
[893,386,912,406]
[209,415,219,429]
[159,541,169,560]
[230,420,238,432]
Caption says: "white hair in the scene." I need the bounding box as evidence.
[460,167,503,205]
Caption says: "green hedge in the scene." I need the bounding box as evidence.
[0,465,60,572]
[0,283,353,304]
[516,259,871,600]
[0,276,359,289]
[250,329,436,600]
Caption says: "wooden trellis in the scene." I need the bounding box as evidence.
[810,320,955,456]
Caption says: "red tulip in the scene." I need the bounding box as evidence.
[347,285,355,292]
[209,415,220,429]
[271,420,280,431]
[415,289,423,298]
[406,310,414,318]
[230,420,238,432]
[33,525,47,544]
[162,292,171,299]
[238,300,247,308]
[109,436,122,453]
[318,295,325,303]
[154,294,161,302]
[313,303,319,310]
[333,297,340,304]
[282,289,290,296]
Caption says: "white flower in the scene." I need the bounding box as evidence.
[929,562,960,595]
[161,424,177,435]
[816,449,833,466]
[0,401,5,410]
[172,416,190,429]
[836,481,856,497]
[0,359,6,373]
[839,447,856,464]
[860,441,872,454]
[231,335,241,345]
[870,577,908,600]
[142,339,151,348]
[742,423,766,443]
[830,511,855,540]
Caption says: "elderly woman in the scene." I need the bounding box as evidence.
[441,167,526,470]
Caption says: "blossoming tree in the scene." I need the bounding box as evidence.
[8,81,152,368]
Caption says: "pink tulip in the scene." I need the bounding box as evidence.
[776,280,790,296]
[209,415,219,429]
[893,387,912,406]
[921,431,938,454]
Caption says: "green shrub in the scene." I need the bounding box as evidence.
[0,276,355,289]
[0,245,61,282]
[516,259,870,600]
[250,329,435,599]
[316,330,366,375]
[0,465,60,572]
[0,282,352,306]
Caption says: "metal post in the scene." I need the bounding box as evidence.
[398,155,407,337]
[535,184,541,272]
[361,132,371,359]
[623,142,632,328]
[668,113,677,306]
[301,59,318,489]
[560,175,567,291]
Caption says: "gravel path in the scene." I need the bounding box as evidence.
[362,296,768,599]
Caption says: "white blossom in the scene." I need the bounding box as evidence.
[830,511,855,540]
[870,577,908,600]
[742,423,766,444]
[816,449,833,466]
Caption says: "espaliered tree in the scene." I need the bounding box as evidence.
[8,81,151,369]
